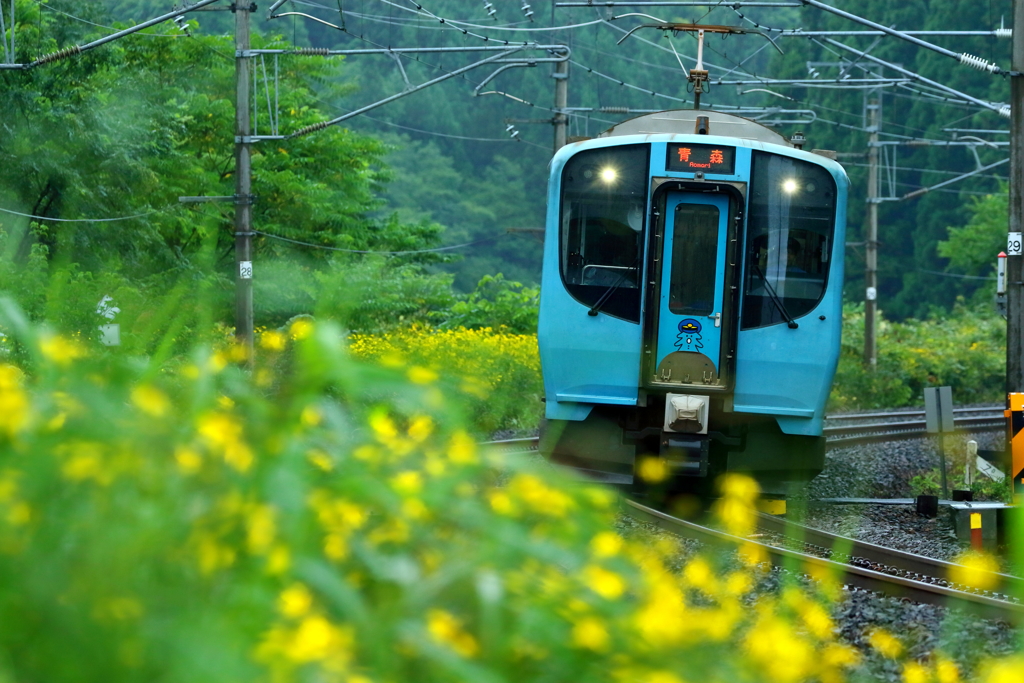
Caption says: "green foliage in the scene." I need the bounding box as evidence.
[830,302,1005,411]
[0,301,887,683]
[938,185,1008,277]
[0,1,454,337]
[909,467,1011,503]
[444,274,539,334]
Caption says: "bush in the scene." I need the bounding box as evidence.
[830,302,1004,411]
[348,325,542,434]
[2,299,1022,682]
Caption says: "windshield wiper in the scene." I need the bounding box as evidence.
[587,260,639,317]
[752,262,799,329]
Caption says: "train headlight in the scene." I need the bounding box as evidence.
[600,167,618,184]
[782,179,798,194]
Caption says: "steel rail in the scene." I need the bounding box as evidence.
[754,512,1024,596]
[623,499,1024,622]
[828,406,1002,421]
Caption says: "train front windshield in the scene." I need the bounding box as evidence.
[559,144,650,323]
[742,152,837,328]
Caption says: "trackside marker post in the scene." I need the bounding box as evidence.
[1007,393,1024,496]
[924,386,954,498]
[970,512,983,551]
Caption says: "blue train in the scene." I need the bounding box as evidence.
[537,110,849,497]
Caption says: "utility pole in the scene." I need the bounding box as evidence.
[235,1,254,361]
[553,56,568,152]
[864,99,879,368]
[1009,0,1024,392]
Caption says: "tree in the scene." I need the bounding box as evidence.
[0,0,454,341]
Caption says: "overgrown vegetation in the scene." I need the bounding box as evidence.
[830,303,1005,411]
[0,300,1020,683]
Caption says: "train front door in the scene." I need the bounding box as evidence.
[652,192,730,387]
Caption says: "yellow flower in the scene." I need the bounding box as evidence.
[867,628,903,659]
[286,616,353,663]
[278,583,313,619]
[448,430,477,464]
[637,457,670,483]
[407,415,433,442]
[131,385,170,417]
[0,365,29,437]
[583,565,626,600]
[39,334,86,365]
[260,329,287,351]
[390,470,423,496]
[949,551,1001,591]
[718,473,760,501]
[571,616,609,652]
[307,449,333,472]
[590,531,623,558]
[488,490,516,516]
[426,609,478,657]
[174,446,203,474]
[300,405,322,427]
[60,441,110,484]
[289,318,314,340]
[903,662,929,683]
[508,474,574,517]
[407,366,438,384]
[246,504,276,554]
[979,655,1024,683]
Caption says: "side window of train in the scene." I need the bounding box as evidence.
[742,152,837,330]
[560,144,650,323]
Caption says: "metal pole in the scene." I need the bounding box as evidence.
[865,99,879,368]
[553,56,569,152]
[235,2,254,362]
[1009,0,1024,393]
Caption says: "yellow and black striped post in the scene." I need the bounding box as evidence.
[1007,393,1024,495]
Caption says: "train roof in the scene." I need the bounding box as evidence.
[597,110,793,147]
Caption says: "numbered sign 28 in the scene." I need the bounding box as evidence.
[239,261,253,279]
[1009,232,1023,256]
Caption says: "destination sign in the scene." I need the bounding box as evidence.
[666,143,736,175]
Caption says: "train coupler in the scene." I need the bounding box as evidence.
[660,435,709,477]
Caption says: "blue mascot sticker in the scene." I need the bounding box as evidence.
[674,318,703,353]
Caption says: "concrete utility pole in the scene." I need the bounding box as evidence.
[864,99,879,368]
[1010,0,1024,392]
[235,1,255,361]
[553,56,569,152]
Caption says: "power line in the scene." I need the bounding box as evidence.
[254,229,504,254]
[0,206,156,222]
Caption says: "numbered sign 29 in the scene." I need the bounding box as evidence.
[239,261,253,279]
[1009,232,1023,256]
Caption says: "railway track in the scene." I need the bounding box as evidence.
[485,405,1007,453]
[824,406,1005,446]
[623,499,1024,623]
[484,408,1021,622]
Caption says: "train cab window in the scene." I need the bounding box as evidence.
[742,152,837,329]
[560,144,650,323]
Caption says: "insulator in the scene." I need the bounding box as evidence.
[999,104,1011,118]
[521,2,534,20]
[33,45,83,66]
[959,53,1000,73]
[600,106,629,114]
[482,1,496,18]
[292,120,332,137]
[995,28,1012,38]
[297,47,331,55]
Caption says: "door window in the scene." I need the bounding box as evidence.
[669,203,720,317]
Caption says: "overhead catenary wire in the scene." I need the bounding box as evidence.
[253,229,506,254]
[0,206,157,222]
